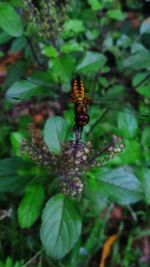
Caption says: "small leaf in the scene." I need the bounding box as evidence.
[117,106,138,138]
[123,51,150,69]
[11,132,23,156]
[88,167,143,204]
[42,45,58,58]
[61,41,83,53]
[40,194,82,259]
[87,0,102,11]
[6,80,39,101]
[132,72,148,87]
[107,9,127,20]
[18,184,45,228]
[0,157,29,192]
[140,18,150,34]
[50,55,76,84]
[0,3,23,37]
[44,116,68,154]
[136,84,150,97]
[10,36,26,52]
[63,19,85,34]
[77,51,107,73]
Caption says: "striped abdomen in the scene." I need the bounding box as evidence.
[72,75,85,99]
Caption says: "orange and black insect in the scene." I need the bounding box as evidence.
[71,75,92,133]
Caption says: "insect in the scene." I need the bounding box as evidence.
[5,72,150,137]
[71,75,92,134]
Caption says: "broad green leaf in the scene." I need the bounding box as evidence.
[40,194,82,259]
[87,0,102,11]
[76,51,107,73]
[44,116,68,154]
[117,107,138,138]
[88,167,143,204]
[107,9,127,20]
[123,51,150,69]
[140,18,150,34]
[6,80,39,101]
[18,184,45,228]
[0,3,23,37]
[0,157,29,192]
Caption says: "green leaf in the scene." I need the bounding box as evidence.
[87,0,102,11]
[61,41,83,53]
[5,257,13,267]
[123,51,150,70]
[63,19,85,34]
[2,61,27,90]
[88,167,143,204]
[42,45,58,58]
[107,9,127,20]
[0,260,4,267]
[117,107,138,138]
[139,169,150,204]
[140,18,150,34]
[40,194,82,259]
[11,132,23,156]
[0,157,29,192]
[136,84,150,97]
[76,51,107,73]
[50,54,76,84]
[0,2,23,37]
[18,184,45,228]
[10,36,26,52]
[132,72,148,87]
[0,31,11,45]
[44,116,68,154]
[141,126,150,147]
[6,80,39,101]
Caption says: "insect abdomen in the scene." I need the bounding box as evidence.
[72,75,84,99]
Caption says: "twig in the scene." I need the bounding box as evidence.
[22,250,42,267]
[26,37,46,70]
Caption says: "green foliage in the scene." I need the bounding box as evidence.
[18,183,45,228]
[44,116,68,154]
[87,167,143,205]
[77,51,107,74]
[0,158,30,192]
[1,0,150,266]
[0,2,23,37]
[40,194,81,259]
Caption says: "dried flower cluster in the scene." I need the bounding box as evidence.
[22,0,70,40]
[21,124,125,198]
